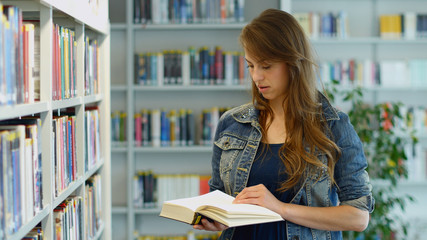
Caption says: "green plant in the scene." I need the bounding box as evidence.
[324,81,417,240]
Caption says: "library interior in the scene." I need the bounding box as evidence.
[0,0,427,239]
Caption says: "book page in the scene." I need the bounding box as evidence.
[164,190,234,211]
[200,205,281,218]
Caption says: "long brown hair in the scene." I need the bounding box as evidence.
[240,8,341,192]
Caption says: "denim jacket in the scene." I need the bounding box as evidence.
[208,94,374,240]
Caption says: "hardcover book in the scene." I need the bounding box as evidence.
[159,190,283,227]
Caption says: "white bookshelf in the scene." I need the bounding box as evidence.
[290,0,427,239]
[109,0,427,239]
[0,0,111,239]
[109,0,268,238]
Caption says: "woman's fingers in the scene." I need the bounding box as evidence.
[234,184,266,204]
[193,219,228,231]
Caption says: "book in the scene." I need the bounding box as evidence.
[159,190,284,227]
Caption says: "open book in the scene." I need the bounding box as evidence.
[159,190,284,227]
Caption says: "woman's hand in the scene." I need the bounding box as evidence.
[233,184,284,216]
[193,218,228,231]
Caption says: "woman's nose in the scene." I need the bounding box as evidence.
[251,67,264,82]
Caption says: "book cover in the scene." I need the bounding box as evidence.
[160,190,283,227]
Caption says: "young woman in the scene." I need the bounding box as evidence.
[193,8,374,240]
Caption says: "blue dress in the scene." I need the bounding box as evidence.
[232,143,291,240]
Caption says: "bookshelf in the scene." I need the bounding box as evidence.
[285,0,427,238]
[0,0,111,239]
[110,0,427,239]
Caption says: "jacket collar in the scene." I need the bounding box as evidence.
[231,91,340,123]
[318,92,340,121]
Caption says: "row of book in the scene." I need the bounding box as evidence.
[53,108,102,197]
[111,111,127,145]
[85,37,100,96]
[53,114,78,197]
[0,5,40,106]
[135,231,220,240]
[133,0,245,24]
[0,3,101,106]
[133,170,210,209]
[53,24,100,100]
[85,108,101,172]
[112,106,232,147]
[294,11,349,39]
[0,118,43,238]
[22,225,43,240]
[134,46,248,86]
[134,108,197,148]
[293,11,427,40]
[86,174,103,239]
[54,173,103,240]
[52,24,77,100]
[112,109,190,147]
[54,196,83,240]
[319,59,427,88]
[379,13,427,40]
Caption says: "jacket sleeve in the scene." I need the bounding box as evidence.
[332,111,375,213]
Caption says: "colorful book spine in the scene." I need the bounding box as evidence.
[134,113,142,147]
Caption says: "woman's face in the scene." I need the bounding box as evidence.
[245,50,290,105]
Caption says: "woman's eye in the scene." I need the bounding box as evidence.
[262,66,271,70]
[247,65,254,69]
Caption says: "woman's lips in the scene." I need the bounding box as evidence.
[258,85,269,93]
